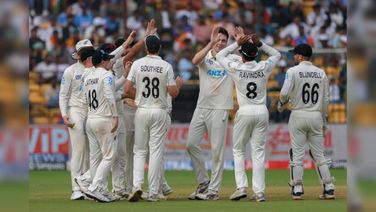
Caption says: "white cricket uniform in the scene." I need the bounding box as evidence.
[127,55,176,196]
[279,61,335,190]
[111,57,128,192]
[186,49,240,193]
[59,61,90,193]
[83,67,118,192]
[113,56,136,193]
[216,42,281,194]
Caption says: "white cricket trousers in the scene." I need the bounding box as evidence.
[123,104,136,192]
[86,116,117,192]
[111,114,126,192]
[133,108,168,196]
[288,110,334,188]
[186,108,229,193]
[233,112,268,194]
[68,106,89,192]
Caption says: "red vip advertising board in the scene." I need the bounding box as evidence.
[29,124,346,170]
[29,125,70,170]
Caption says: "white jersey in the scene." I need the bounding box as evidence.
[83,67,118,118]
[216,43,281,115]
[195,50,240,110]
[59,62,86,116]
[280,61,329,116]
[127,55,176,109]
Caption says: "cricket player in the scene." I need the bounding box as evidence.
[187,27,240,200]
[278,43,335,200]
[216,28,281,202]
[111,20,159,198]
[82,49,119,203]
[59,39,94,200]
[124,35,180,202]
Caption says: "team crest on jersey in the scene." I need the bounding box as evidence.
[205,58,214,65]
[75,74,82,80]
[107,76,113,85]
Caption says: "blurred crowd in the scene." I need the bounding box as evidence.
[29,0,347,123]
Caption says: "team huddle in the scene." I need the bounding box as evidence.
[59,19,335,203]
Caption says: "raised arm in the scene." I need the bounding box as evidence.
[123,19,157,62]
[192,27,220,65]
[110,31,137,63]
[251,34,281,74]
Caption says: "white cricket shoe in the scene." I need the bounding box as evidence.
[229,188,247,201]
[70,190,85,200]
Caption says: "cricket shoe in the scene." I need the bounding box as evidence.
[113,189,130,200]
[161,184,173,196]
[188,180,210,200]
[70,190,85,200]
[84,187,110,203]
[195,191,219,201]
[103,191,120,202]
[290,183,304,200]
[251,192,266,202]
[128,188,143,202]
[229,188,247,201]
[74,177,90,194]
[319,189,335,200]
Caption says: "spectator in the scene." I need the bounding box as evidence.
[292,25,313,46]
[279,15,307,40]
[126,9,143,32]
[30,27,45,50]
[34,55,58,83]
[105,13,120,36]
[45,81,60,108]
[175,2,198,26]
[306,3,327,28]
[329,76,341,103]
[178,50,195,81]
[275,59,287,90]
[193,15,212,43]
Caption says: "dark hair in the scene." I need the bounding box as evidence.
[92,50,103,66]
[218,27,229,39]
[145,35,161,54]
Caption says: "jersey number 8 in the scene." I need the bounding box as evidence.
[246,82,257,99]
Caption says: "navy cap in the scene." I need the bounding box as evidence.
[92,49,115,66]
[145,35,161,52]
[239,42,258,59]
[288,43,313,57]
[100,43,116,54]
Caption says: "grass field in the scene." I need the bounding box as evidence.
[30,169,346,212]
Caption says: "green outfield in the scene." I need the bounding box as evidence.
[29,169,346,212]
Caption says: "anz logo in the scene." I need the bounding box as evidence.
[207,69,226,77]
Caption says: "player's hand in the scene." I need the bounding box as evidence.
[122,31,137,49]
[124,61,133,78]
[209,26,220,47]
[323,122,327,133]
[124,98,137,108]
[176,76,184,90]
[145,19,157,36]
[63,116,75,128]
[111,117,119,133]
[237,34,250,46]
[277,100,285,113]
[251,34,263,47]
[233,26,245,42]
